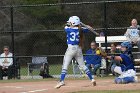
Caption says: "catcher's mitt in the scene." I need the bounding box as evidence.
[96,47,107,57]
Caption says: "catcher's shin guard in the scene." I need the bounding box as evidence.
[114,77,123,84]
[123,77,135,83]
[114,76,135,84]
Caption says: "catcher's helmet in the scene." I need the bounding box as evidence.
[121,41,132,51]
[67,16,81,26]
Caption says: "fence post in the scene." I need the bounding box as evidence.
[103,2,109,75]
[11,7,14,56]
[10,6,20,79]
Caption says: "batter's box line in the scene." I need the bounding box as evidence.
[20,89,48,93]
[2,86,23,89]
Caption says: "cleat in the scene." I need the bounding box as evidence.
[91,79,96,86]
[55,81,65,89]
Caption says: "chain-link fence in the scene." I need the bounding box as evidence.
[0,0,140,79]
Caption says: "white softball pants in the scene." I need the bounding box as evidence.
[114,66,136,78]
[62,44,87,71]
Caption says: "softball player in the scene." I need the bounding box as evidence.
[108,41,138,84]
[55,16,96,89]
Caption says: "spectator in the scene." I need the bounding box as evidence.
[99,31,105,37]
[0,46,13,80]
[108,43,121,76]
[84,41,102,76]
[110,43,120,54]
[124,19,140,52]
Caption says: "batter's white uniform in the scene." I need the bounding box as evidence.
[62,26,89,71]
[55,16,96,89]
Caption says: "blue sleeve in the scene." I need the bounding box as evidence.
[82,27,89,33]
[64,26,70,32]
[120,54,125,61]
[120,54,128,65]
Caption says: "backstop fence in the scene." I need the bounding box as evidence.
[0,0,140,79]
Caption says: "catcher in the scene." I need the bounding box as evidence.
[107,41,138,84]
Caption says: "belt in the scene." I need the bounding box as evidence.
[68,44,78,45]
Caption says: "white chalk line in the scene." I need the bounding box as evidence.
[1,85,48,93]
[63,86,76,88]
[1,86,23,89]
[20,89,47,93]
[1,85,41,89]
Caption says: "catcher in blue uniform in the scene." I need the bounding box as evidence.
[107,41,138,84]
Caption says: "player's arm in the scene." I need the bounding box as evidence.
[107,56,122,62]
[80,22,99,36]
[124,29,131,42]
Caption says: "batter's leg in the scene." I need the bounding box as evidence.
[75,48,96,86]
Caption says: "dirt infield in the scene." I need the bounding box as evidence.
[0,78,140,93]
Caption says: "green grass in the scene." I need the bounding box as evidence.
[71,90,140,93]
[20,64,74,76]
[49,64,74,75]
